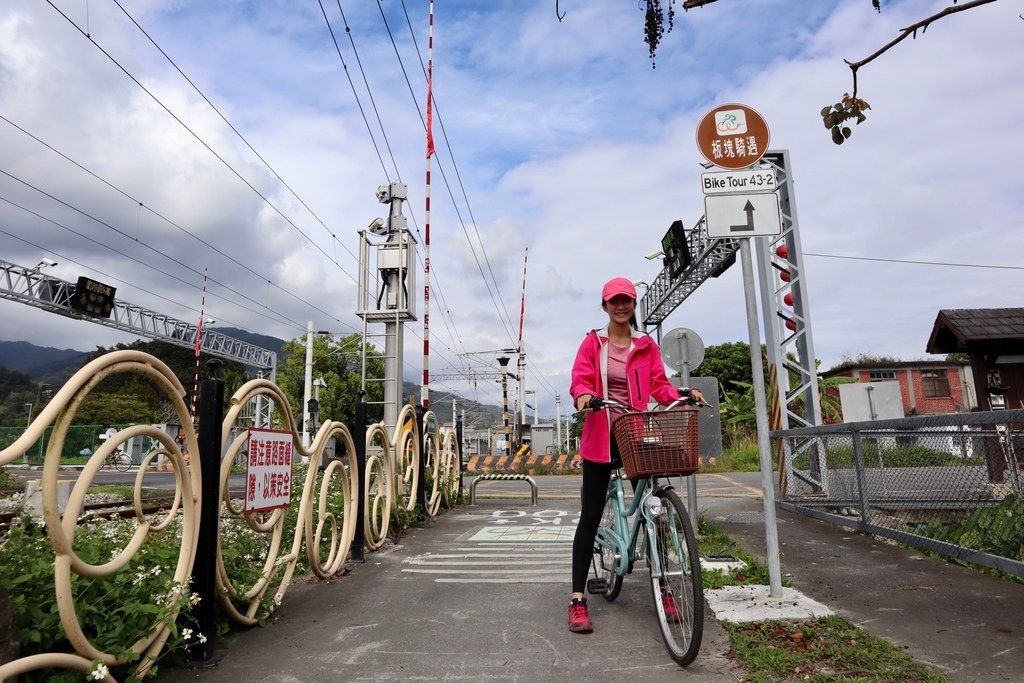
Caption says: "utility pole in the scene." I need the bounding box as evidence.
[302,321,314,448]
[555,392,561,452]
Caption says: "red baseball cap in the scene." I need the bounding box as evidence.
[601,277,637,302]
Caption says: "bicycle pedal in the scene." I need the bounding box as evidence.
[586,578,609,595]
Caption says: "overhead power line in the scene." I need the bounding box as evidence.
[44,0,359,285]
[805,252,1024,271]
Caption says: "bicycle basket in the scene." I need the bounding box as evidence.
[611,409,699,480]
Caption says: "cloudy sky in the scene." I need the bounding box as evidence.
[1,0,1022,419]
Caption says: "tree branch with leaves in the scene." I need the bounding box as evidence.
[560,0,1005,143]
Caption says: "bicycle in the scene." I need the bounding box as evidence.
[584,395,705,667]
[102,447,132,472]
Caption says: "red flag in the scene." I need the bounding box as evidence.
[426,68,435,158]
[194,315,204,357]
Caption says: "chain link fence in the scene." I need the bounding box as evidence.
[0,424,169,467]
[775,409,1024,578]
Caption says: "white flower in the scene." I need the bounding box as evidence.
[182,627,193,640]
[198,633,208,644]
[90,662,109,680]
[189,592,201,606]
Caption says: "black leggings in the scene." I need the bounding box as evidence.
[571,459,614,594]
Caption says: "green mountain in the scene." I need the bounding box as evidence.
[0,341,91,381]
[0,336,507,428]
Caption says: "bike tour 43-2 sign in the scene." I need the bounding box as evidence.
[245,428,294,513]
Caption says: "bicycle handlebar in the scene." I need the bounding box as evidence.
[585,395,709,413]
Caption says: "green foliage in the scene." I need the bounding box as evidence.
[72,393,159,425]
[0,514,197,681]
[795,442,979,469]
[697,518,778,589]
[918,495,1024,563]
[700,342,759,394]
[0,466,15,489]
[276,334,386,427]
[701,434,760,473]
[719,380,756,428]
[725,615,948,682]
[821,93,871,144]
[817,373,857,422]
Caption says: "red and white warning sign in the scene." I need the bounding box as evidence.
[244,428,294,513]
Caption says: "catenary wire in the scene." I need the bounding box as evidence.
[110,0,360,266]
[804,252,1024,270]
[0,113,351,330]
[0,227,272,337]
[322,2,470,369]
[0,170,362,332]
[44,0,359,285]
[375,1,518,345]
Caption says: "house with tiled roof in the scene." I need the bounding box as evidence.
[926,308,1024,411]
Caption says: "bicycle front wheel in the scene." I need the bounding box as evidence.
[593,490,624,601]
[648,488,703,667]
[113,452,132,472]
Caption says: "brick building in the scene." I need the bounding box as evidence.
[822,359,976,419]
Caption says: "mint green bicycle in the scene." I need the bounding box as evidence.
[586,396,704,667]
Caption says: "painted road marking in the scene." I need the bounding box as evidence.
[469,526,576,542]
[403,509,576,583]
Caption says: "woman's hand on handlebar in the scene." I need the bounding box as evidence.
[678,387,710,407]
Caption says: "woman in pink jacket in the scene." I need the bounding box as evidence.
[566,277,704,634]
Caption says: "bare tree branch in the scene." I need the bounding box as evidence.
[845,0,1000,98]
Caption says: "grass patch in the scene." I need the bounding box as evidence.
[702,437,760,474]
[724,615,949,682]
[698,517,783,589]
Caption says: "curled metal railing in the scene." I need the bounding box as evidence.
[0,350,198,681]
[0,350,462,680]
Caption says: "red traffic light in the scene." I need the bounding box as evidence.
[783,292,794,306]
[775,243,789,259]
[779,269,791,282]
[785,318,797,331]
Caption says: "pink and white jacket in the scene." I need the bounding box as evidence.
[569,326,680,464]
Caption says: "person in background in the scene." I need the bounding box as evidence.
[566,277,705,634]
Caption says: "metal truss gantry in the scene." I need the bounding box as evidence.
[637,150,822,491]
[0,258,278,372]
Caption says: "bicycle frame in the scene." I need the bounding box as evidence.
[594,472,669,579]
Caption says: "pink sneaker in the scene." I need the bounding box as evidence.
[568,599,593,633]
[662,592,682,623]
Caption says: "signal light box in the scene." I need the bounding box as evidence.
[70,276,116,318]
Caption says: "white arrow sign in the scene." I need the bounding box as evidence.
[704,193,782,238]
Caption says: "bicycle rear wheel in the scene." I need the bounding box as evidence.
[592,491,624,601]
[648,488,703,667]
[113,452,132,472]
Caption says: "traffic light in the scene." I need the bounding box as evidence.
[773,242,797,331]
[660,220,692,278]
[70,276,116,318]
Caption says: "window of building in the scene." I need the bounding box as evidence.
[868,370,896,382]
[922,369,951,398]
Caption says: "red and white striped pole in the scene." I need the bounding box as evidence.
[421,0,435,410]
[190,268,208,421]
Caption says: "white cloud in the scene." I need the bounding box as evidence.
[1,0,1021,419]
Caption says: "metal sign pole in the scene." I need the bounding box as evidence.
[739,240,783,596]
[675,335,699,522]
